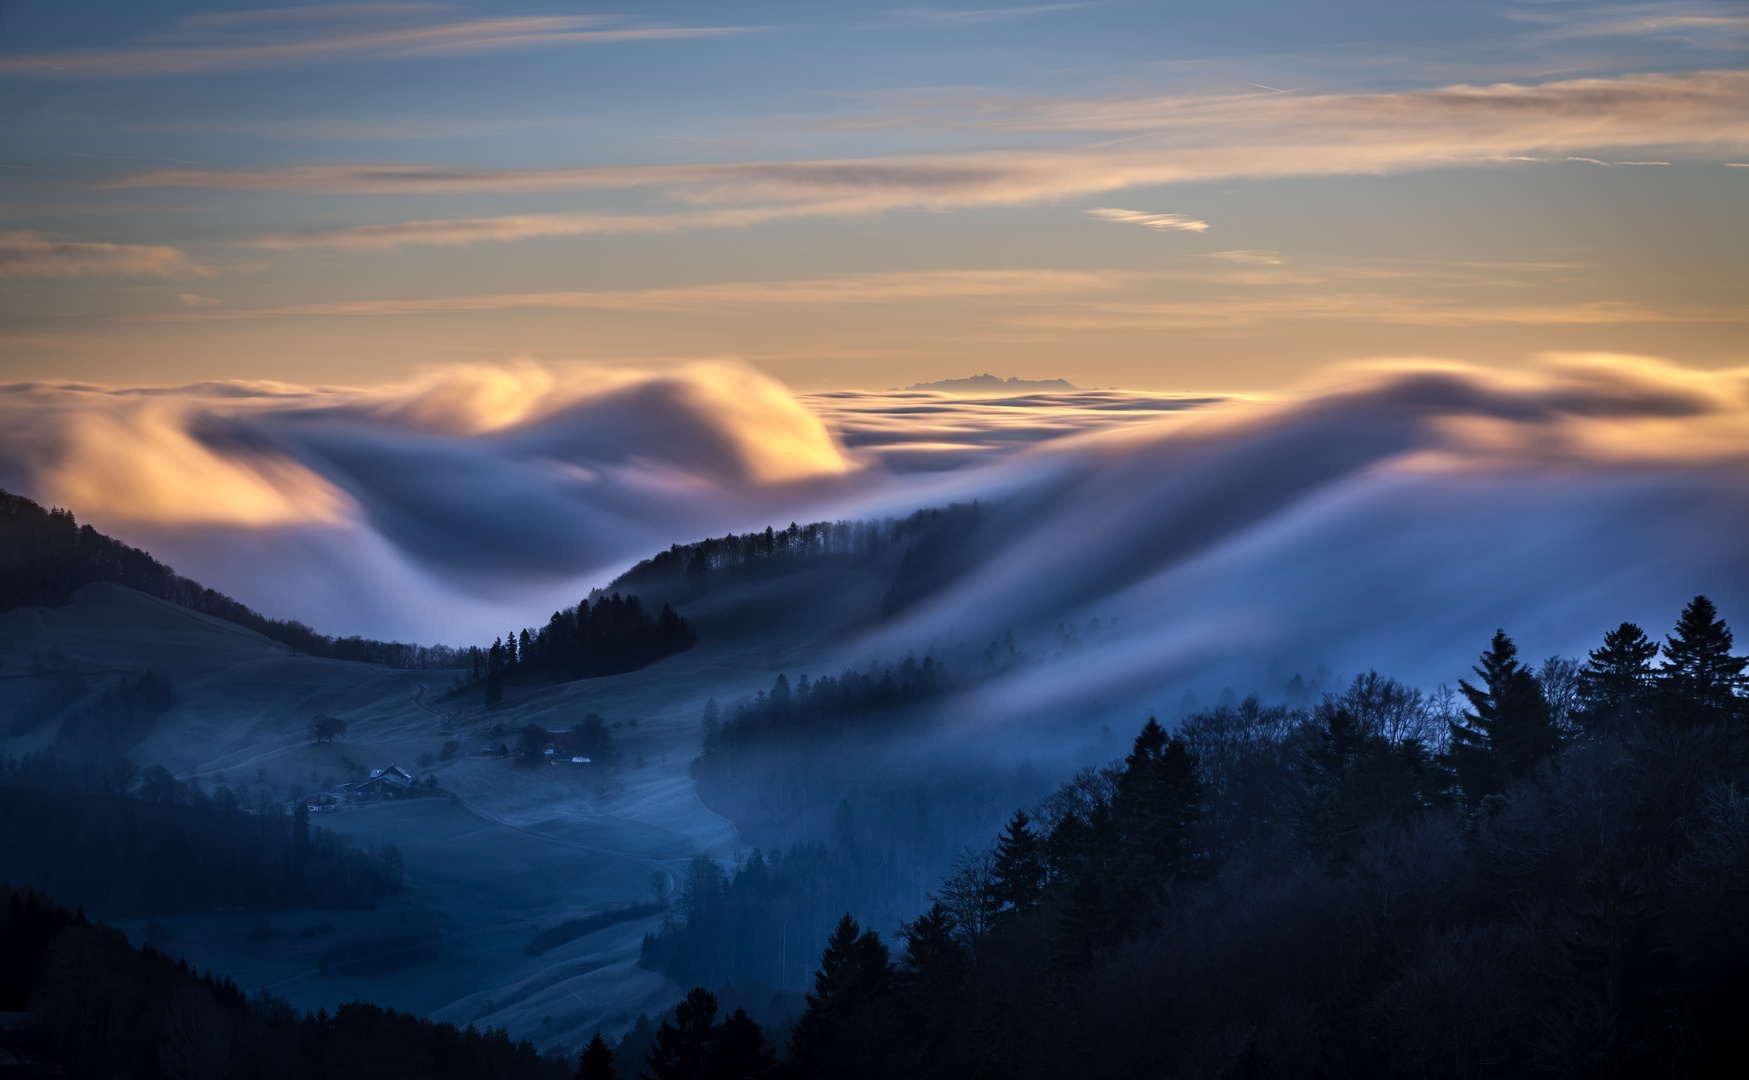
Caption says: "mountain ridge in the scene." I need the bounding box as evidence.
[904,373,1082,393]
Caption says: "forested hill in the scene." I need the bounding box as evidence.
[636,598,1749,1080]
[0,488,464,669]
[608,502,989,616]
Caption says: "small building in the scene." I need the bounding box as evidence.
[305,793,340,813]
[351,764,414,799]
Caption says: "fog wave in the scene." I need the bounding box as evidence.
[0,354,1743,658]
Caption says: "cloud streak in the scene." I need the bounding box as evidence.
[0,232,210,279]
[1086,208,1210,232]
[2,349,1745,683]
[131,269,1121,321]
[96,69,1748,250]
[886,4,1098,26]
[0,11,749,79]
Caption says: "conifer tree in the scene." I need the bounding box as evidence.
[990,810,1045,917]
[705,1008,774,1080]
[1580,622,1660,727]
[897,902,966,1009]
[576,1032,616,1080]
[643,987,717,1080]
[1448,630,1559,803]
[785,914,896,1080]
[1661,595,1745,727]
[1112,719,1206,884]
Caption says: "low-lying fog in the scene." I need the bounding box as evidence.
[2,354,1743,703]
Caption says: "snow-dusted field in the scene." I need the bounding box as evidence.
[0,580,869,1050]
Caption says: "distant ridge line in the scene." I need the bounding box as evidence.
[904,374,1081,393]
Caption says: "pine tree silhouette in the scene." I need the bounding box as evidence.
[576,1032,616,1080]
[990,810,1045,917]
[704,1007,774,1080]
[643,987,717,1080]
[898,901,966,1009]
[1448,630,1558,803]
[1112,719,1206,886]
[1661,596,1745,727]
[785,914,896,1079]
[1581,622,1660,728]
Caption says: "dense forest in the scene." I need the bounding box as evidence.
[0,885,569,1080]
[0,753,401,914]
[624,596,1749,1079]
[0,488,466,669]
[696,655,951,761]
[465,592,692,703]
[657,626,1128,995]
[7,588,1747,1078]
[609,503,989,616]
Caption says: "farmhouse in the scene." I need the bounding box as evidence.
[349,764,414,799]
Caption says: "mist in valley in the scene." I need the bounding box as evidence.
[4,352,1748,1076]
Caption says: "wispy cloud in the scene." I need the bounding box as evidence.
[886,4,1097,26]
[1203,250,1283,265]
[1489,155,1671,164]
[103,70,1749,226]
[252,207,801,251]
[0,9,749,79]
[1510,3,1749,47]
[133,269,1121,321]
[1005,295,1746,330]
[1087,208,1210,232]
[0,231,210,278]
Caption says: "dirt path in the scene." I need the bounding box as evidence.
[372,668,449,723]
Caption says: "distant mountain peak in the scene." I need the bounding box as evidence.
[904,374,1081,394]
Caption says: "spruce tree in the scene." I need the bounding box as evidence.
[705,1008,774,1080]
[897,902,966,1012]
[643,987,717,1080]
[1448,630,1559,803]
[990,810,1045,917]
[1580,622,1660,728]
[1661,595,1745,727]
[784,915,896,1080]
[576,1032,616,1080]
[1113,719,1206,884]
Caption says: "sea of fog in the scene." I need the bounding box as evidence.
[1,354,1744,711]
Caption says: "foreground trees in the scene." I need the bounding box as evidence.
[7,596,1746,1079]
[677,595,1749,1079]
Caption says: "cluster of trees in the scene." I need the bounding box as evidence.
[50,670,177,761]
[0,488,466,669]
[0,754,401,913]
[696,628,1055,768]
[638,846,872,992]
[0,885,569,1080]
[515,713,618,764]
[611,504,986,603]
[629,595,1749,1079]
[468,593,691,704]
[695,658,947,764]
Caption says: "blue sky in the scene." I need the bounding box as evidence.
[0,1,1744,391]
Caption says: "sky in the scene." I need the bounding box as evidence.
[0,2,1744,676]
[0,0,1744,393]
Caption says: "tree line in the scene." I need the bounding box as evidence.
[695,656,946,763]
[0,488,467,669]
[0,885,568,1080]
[0,753,401,914]
[464,593,692,704]
[609,504,987,609]
[599,594,1749,1079]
